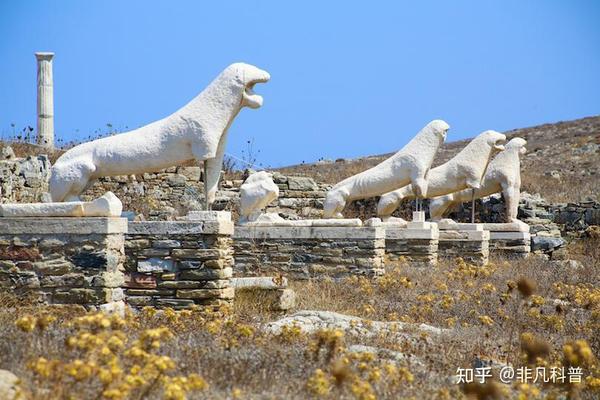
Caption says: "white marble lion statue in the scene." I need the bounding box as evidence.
[322,120,450,218]
[376,130,506,219]
[429,137,527,222]
[239,171,280,223]
[49,63,270,210]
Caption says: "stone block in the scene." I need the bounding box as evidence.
[124,239,151,250]
[139,248,171,257]
[287,177,318,191]
[179,267,233,280]
[231,276,287,290]
[531,236,565,252]
[137,258,176,273]
[33,258,74,275]
[53,288,123,305]
[126,296,154,307]
[124,273,157,288]
[234,226,384,240]
[126,289,175,297]
[40,273,86,288]
[176,286,234,299]
[0,217,128,235]
[157,280,223,289]
[152,240,181,249]
[155,298,195,308]
[92,271,125,288]
[171,249,224,260]
[128,220,233,236]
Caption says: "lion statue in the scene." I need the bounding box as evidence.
[239,171,280,223]
[323,120,450,218]
[49,62,270,210]
[376,130,506,219]
[429,137,527,222]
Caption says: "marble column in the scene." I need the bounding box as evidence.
[35,52,54,149]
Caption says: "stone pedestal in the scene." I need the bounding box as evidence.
[233,225,385,279]
[0,217,127,308]
[124,212,234,309]
[384,222,439,267]
[483,222,531,258]
[437,222,490,265]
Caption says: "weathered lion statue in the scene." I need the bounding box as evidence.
[239,171,280,223]
[429,137,527,221]
[376,130,507,219]
[49,63,270,210]
[323,120,450,218]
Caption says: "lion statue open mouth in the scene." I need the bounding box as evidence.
[49,63,270,210]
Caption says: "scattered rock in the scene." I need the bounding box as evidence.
[531,236,565,252]
[266,310,448,338]
[0,370,20,400]
[0,146,15,160]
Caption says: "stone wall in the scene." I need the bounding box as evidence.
[233,226,385,279]
[450,193,600,236]
[0,147,596,236]
[438,229,489,265]
[84,170,329,221]
[0,217,127,308]
[488,232,531,259]
[385,226,439,267]
[124,217,234,309]
[0,155,50,203]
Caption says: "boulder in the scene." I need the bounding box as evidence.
[0,146,15,160]
[266,310,448,337]
[531,236,565,252]
[0,369,20,400]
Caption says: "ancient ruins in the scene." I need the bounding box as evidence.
[0,56,586,311]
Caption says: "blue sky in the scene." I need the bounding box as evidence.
[0,1,599,168]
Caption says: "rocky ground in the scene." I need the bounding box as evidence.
[1,233,599,399]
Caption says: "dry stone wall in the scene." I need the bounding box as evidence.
[384,226,439,267]
[438,230,489,265]
[0,154,50,203]
[124,219,234,309]
[0,217,127,308]
[233,226,385,279]
[0,146,596,236]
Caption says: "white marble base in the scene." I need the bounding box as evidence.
[385,224,439,240]
[489,231,530,241]
[240,214,363,227]
[482,220,530,232]
[412,211,426,222]
[231,277,288,290]
[0,192,122,218]
[439,229,490,241]
[438,219,484,231]
[186,210,232,223]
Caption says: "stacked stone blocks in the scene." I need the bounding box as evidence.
[0,217,127,308]
[384,223,440,267]
[234,226,385,279]
[438,227,490,266]
[124,217,234,309]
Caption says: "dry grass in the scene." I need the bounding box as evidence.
[1,238,599,399]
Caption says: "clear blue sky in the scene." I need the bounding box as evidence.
[1,1,599,168]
